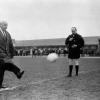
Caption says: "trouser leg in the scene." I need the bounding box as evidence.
[0,62,5,87]
[4,63,20,78]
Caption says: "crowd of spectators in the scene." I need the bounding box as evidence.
[15,47,68,57]
[14,46,99,57]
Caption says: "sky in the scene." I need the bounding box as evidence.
[0,0,100,40]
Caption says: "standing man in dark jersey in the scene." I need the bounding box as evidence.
[65,27,84,77]
[0,21,24,89]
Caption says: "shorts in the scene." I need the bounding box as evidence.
[68,48,80,59]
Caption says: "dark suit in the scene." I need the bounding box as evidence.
[0,29,20,87]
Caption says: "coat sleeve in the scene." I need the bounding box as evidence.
[8,34,15,58]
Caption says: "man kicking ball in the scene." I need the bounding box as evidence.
[65,27,84,77]
[0,21,24,89]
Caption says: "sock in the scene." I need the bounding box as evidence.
[68,65,73,76]
[75,65,79,76]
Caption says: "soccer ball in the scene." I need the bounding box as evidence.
[47,53,58,62]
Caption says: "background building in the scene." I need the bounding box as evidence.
[14,36,100,56]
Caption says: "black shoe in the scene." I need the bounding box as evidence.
[17,71,24,79]
[67,74,72,77]
[0,86,7,89]
[75,74,78,76]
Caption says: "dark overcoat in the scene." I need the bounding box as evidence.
[0,30,14,60]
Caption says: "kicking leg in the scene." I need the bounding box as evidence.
[0,62,6,88]
[5,63,24,79]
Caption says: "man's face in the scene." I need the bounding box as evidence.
[0,23,8,31]
[71,28,77,34]
[72,30,76,34]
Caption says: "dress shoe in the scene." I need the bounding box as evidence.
[0,86,7,89]
[67,74,72,77]
[17,71,24,79]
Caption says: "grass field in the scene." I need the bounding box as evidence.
[1,56,100,100]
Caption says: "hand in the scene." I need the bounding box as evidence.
[3,57,13,63]
[69,38,73,41]
[72,44,77,48]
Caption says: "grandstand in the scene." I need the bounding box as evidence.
[14,36,100,56]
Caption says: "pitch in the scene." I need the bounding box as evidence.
[1,56,100,100]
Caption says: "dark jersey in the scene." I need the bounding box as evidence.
[65,33,84,59]
[65,33,84,50]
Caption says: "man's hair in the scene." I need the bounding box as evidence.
[0,21,8,26]
[71,27,77,31]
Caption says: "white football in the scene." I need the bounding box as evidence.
[47,53,58,62]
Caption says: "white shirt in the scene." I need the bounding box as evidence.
[0,27,6,37]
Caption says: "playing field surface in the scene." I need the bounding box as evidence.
[1,56,100,100]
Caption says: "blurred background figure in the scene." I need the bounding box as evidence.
[30,48,33,58]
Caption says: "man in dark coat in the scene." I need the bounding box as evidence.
[65,27,84,77]
[0,21,24,89]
